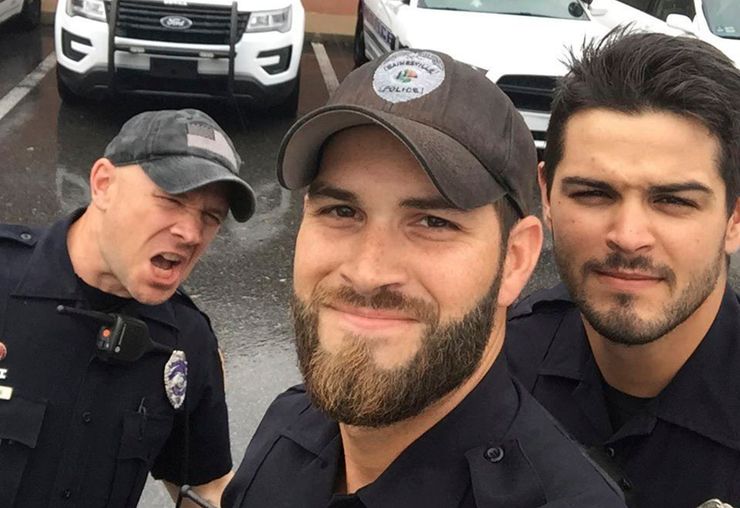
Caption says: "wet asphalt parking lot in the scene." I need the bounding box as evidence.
[0,20,738,507]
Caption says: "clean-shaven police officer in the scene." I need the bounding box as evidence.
[507,31,740,508]
[222,49,626,508]
[0,109,255,507]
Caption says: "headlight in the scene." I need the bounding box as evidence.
[66,0,106,21]
[246,6,291,33]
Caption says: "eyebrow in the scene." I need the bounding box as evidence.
[307,183,460,211]
[561,176,714,195]
[307,183,358,204]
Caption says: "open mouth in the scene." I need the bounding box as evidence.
[151,252,185,272]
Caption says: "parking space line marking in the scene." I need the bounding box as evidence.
[311,42,340,95]
[0,52,57,122]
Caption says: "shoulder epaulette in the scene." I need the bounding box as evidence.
[0,224,41,247]
[508,283,574,319]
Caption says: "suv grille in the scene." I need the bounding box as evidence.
[496,75,558,112]
[111,0,250,45]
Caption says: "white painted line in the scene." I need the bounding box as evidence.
[0,52,57,122]
[311,42,340,95]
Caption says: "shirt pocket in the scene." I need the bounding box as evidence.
[0,395,47,508]
[106,410,173,508]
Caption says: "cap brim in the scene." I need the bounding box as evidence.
[141,155,256,222]
[278,105,507,210]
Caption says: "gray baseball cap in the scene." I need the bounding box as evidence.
[278,49,536,217]
[104,109,256,222]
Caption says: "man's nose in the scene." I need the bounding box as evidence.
[340,222,408,296]
[605,200,655,254]
[170,210,204,246]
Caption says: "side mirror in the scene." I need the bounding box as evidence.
[666,13,695,34]
[587,0,609,17]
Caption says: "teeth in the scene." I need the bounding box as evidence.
[161,253,181,262]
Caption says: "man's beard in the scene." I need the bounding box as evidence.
[555,245,723,346]
[291,274,502,428]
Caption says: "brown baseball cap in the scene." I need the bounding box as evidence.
[277,49,536,217]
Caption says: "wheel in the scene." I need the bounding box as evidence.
[17,0,41,30]
[353,2,369,68]
[56,68,84,105]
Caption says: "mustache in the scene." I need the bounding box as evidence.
[583,252,676,285]
[308,285,439,325]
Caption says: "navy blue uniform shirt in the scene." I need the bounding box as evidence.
[0,210,232,507]
[222,354,625,508]
[506,284,740,508]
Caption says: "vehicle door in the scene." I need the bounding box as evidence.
[362,0,407,59]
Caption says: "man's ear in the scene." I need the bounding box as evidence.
[497,215,543,308]
[725,197,740,255]
[537,161,552,231]
[89,158,117,210]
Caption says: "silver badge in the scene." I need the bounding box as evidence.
[372,50,445,104]
[697,500,734,508]
[164,350,188,409]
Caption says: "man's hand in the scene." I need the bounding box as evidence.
[164,471,235,508]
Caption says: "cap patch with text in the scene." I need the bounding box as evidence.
[373,50,445,104]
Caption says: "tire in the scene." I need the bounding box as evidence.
[56,68,84,105]
[353,2,369,68]
[17,0,41,30]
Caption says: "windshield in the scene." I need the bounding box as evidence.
[417,0,589,20]
[704,0,740,39]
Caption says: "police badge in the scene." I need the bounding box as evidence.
[697,500,734,508]
[164,350,188,409]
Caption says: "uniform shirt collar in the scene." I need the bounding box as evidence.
[12,208,178,330]
[281,355,520,507]
[539,283,740,450]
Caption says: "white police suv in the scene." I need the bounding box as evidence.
[354,0,609,149]
[54,0,304,112]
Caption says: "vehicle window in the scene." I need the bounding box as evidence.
[417,0,589,20]
[649,0,695,20]
[703,0,740,38]
[619,0,652,11]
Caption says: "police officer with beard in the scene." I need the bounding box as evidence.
[506,31,740,508]
[222,50,626,508]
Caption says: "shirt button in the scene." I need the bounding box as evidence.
[484,446,505,463]
[605,446,616,458]
[61,489,72,499]
[82,411,92,423]
[619,478,633,491]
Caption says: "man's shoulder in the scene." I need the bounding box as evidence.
[508,283,575,320]
[167,289,217,340]
[261,384,312,424]
[503,383,626,507]
[505,284,580,388]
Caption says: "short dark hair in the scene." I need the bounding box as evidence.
[543,27,740,214]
